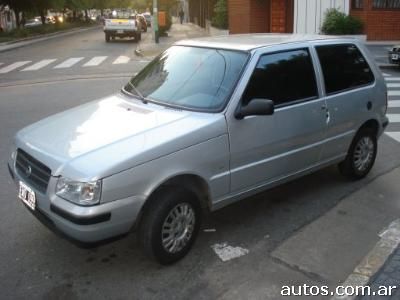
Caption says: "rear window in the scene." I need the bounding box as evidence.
[316,44,374,95]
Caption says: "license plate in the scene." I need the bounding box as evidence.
[117,30,124,34]
[392,54,399,60]
[18,181,36,210]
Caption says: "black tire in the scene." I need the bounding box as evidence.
[338,128,377,180]
[105,34,110,42]
[138,187,202,265]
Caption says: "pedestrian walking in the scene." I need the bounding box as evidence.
[179,9,184,24]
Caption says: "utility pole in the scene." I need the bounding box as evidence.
[153,0,159,43]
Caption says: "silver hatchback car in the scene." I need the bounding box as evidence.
[8,35,388,264]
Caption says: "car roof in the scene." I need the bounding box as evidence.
[175,34,358,51]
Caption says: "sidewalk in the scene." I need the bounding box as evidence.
[135,20,209,57]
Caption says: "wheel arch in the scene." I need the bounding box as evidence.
[135,173,211,227]
[357,119,380,137]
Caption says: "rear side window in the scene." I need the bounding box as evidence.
[243,49,318,106]
[316,44,374,95]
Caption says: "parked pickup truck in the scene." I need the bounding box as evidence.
[103,11,141,42]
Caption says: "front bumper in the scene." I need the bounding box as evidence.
[8,160,145,244]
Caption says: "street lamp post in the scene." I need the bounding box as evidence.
[153,0,159,43]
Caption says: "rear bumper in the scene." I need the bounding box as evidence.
[8,160,145,244]
[104,29,137,37]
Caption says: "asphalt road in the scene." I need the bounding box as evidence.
[1,29,400,300]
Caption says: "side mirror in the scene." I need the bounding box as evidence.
[235,99,275,119]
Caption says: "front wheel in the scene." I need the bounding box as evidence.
[138,187,202,265]
[338,128,377,180]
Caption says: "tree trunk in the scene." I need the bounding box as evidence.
[14,9,20,28]
[84,9,89,22]
[73,10,77,21]
[40,10,46,25]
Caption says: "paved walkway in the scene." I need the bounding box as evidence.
[357,246,400,299]
[136,20,209,57]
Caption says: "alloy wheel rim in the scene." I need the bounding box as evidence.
[161,203,195,253]
[354,136,374,172]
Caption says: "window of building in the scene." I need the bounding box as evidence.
[316,44,374,95]
[352,0,364,9]
[242,49,318,107]
[373,0,400,9]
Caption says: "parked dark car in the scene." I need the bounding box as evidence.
[389,45,400,65]
[142,13,151,27]
[137,15,147,32]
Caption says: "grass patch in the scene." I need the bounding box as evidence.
[0,21,97,43]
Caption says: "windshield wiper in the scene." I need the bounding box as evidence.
[125,81,148,104]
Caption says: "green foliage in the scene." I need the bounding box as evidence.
[0,20,94,42]
[211,0,228,29]
[321,8,363,35]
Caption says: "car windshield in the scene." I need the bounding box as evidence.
[123,46,248,111]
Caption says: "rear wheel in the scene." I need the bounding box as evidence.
[338,128,377,180]
[138,187,202,265]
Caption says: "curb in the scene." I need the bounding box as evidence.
[378,63,399,70]
[330,219,400,300]
[0,25,100,53]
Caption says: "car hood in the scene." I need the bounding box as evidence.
[16,94,226,181]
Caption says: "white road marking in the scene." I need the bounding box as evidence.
[386,132,400,143]
[387,83,400,88]
[389,100,400,108]
[382,72,391,77]
[54,57,84,69]
[0,61,31,74]
[83,56,107,67]
[388,90,400,96]
[21,59,57,71]
[387,114,400,123]
[112,56,130,64]
[385,77,400,81]
[211,243,249,262]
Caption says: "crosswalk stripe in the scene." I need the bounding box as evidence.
[385,77,400,81]
[54,57,84,69]
[387,83,400,88]
[83,56,107,67]
[386,132,400,143]
[112,56,130,64]
[0,61,31,74]
[388,90,400,96]
[387,114,400,123]
[389,100,400,108]
[21,59,57,71]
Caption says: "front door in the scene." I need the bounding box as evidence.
[227,48,327,193]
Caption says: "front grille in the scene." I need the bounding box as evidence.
[15,149,51,194]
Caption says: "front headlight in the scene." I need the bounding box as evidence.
[56,177,101,206]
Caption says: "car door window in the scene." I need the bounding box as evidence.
[316,44,374,95]
[242,49,318,107]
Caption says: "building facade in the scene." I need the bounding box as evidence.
[227,0,400,40]
[228,0,349,34]
[350,0,400,40]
